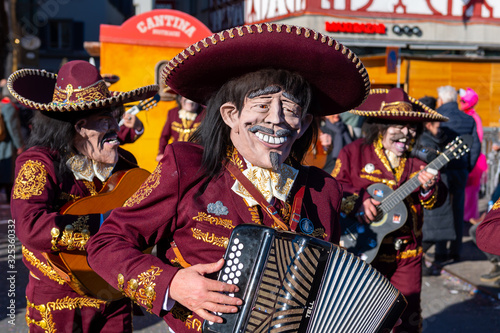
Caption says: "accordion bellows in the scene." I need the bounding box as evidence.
[203,224,407,333]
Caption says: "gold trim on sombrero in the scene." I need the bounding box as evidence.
[52,80,109,106]
[380,101,413,113]
[7,69,159,112]
[349,88,448,121]
[161,23,371,105]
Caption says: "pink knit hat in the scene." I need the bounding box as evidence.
[459,88,478,110]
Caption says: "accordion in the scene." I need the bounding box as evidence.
[202,224,406,333]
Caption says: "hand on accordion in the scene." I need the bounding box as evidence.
[169,258,243,323]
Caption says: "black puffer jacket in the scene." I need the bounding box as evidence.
[415,130,456,242]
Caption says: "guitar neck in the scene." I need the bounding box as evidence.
[379,153,449,213]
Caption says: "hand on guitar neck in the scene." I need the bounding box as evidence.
[357,166,437,224]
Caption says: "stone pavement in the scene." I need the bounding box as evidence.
[1,189,499,332]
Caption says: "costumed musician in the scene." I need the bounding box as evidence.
[86,23,370,333]
[331,88,448,333]
[8,60,158,333]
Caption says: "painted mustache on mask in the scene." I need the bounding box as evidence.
[390,133,408,142]
[248,125,293,137]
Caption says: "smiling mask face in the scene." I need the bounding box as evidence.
[381,124,417,157]
[221,86,312,170]
[73,108,122,165]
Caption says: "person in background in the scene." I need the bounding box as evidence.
[117,111,145,145]
[433,85,480,263]
[7,60,158,333]
[86,24,370,333]
[415,95,455,276]
[332,88,448,332]
[102,73,146,145]
[156,94,204,161]
[340,110,365,140]
[458,88,487,225]
[0,85,24,203]
[318,114,353,174]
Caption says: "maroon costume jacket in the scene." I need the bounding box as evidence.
[87,142,342,333]
[477,202,500,256]
[332,138,445,333]
[158,107,204,155]
[11,146,137,333]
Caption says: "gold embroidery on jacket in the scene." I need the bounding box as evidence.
[248,206,262,224]
[22,246,65,285]
[122,266,163,313]
[191,228,229,248]
[124,163,162,207]
[185,316,203,331]
[13,160,47,200]
[171,302,192,322]
[83,180,98,196]
[226,147,244,173]
[396,246,423,260]
[26,295,105,332]
[192,212,235,229]
[59,192,80,203]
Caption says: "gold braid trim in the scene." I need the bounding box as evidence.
[331,158,341,178]
[360,174,396,188]
[493,198,500,211]
[22,246,65,285]
[373,136,407,183]
[420,185,439,209]
[120,266,163,313]
[124,163,162,207]
[26,296,105,333]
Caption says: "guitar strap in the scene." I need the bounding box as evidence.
[170,162,308,268]
[225,162,307,232]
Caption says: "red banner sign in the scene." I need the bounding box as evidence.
[325,21,386,35]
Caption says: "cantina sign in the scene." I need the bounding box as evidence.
[100,9,212,48]
[325,21,386,34]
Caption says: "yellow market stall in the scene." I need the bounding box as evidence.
[99,9,212,171]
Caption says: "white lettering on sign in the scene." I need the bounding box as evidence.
[136,15,196,38]
[246,0,306,24]
[320,0,500,19]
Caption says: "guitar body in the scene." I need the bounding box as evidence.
[340,183,408,263]
[44,168,151,301]
[339,135,473,263]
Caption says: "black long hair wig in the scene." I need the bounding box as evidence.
[189,68,319,180]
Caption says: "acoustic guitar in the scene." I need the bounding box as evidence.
[339,135,472,263]
[43,168,151,301]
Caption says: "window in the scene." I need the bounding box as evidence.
[48,20,72,50]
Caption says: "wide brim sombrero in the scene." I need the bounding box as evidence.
[162,23,371,116]
[349,88,448,122]
[7,61,158,113]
